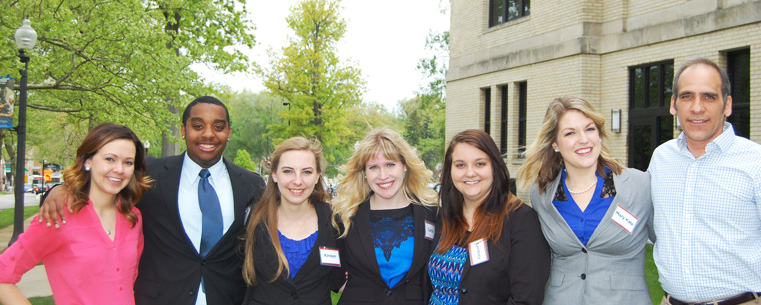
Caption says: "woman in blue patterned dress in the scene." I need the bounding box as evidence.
[332,128,439,305]
[429,129,550,305]
[241,137,339,305]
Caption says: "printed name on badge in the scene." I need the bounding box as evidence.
[319,247,341,267]
[425,221,435,240]
[468,238,489,266]
[611,205,638,234]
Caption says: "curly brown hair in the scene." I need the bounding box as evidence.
[63,123,153,226]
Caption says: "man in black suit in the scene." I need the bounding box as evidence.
[41,96,265,305]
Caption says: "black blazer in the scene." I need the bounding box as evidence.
[134,154,265,305]
[336,200,438,305]
[432,204,551,305]
[242,200,339,305]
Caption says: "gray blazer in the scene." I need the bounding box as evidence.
[529,168,653,305]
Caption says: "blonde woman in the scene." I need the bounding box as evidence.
[332,129,438,305]
[241,137,338,305]
[516,96,653,305]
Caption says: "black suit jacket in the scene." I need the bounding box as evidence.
[336,200,438,305]
[432,204,551,305]
[134,154,265,305]
[242,200,339,305]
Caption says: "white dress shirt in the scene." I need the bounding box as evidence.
[178,153,235,305]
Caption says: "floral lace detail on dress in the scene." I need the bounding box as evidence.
[554,169,616,201]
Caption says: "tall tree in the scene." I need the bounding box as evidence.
[222,89,285,174]
[0,0,255,160]
[401,30,449,176]
[262,0,365,166]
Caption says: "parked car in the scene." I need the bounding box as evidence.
[35,184,52,195]
[23,183,35,193]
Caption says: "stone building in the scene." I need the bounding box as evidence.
[446,0,760,198]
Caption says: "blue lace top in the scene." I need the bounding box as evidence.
[428,245,468,305]
[369,205,415,288]
[278,230,318,279]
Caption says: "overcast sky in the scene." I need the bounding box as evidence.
[193,0,450,111]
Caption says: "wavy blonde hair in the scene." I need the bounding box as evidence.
[242,137,329,285]
[516,96,624,193]
[332,128,437,237]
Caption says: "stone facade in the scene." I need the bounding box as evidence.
[447,0,761,200]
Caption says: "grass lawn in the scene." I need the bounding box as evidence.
[0,206,39,230]
[645,243,664,304]
[28,296,55,305]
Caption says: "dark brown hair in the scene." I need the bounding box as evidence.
[436,129,523,254]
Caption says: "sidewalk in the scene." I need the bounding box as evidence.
[0,215,54,298]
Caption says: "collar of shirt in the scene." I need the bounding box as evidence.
[181,153,228,187]
[676,122,736,158]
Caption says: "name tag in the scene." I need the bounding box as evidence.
[468,238,489,266]
[611,205,638,234]
[424,221,435,240]
[319,247,341,267]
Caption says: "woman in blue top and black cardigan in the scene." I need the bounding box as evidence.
[241,137,339,305]
[332,129,438,305]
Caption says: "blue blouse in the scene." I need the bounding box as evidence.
[369,205,415,288]
[552,167,616,245]
[428,245,468,305]
[278,230,318,279]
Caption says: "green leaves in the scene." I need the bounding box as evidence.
[261,0,365,173]
[0,0,256,159]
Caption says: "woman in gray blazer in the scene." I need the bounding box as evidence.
[516,96,653,305]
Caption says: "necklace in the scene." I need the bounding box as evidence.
[106,229,111,236]
[567,180,597,194]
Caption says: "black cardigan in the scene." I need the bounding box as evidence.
[335,200,438,305]
[431,204,551,305]
[242,200,340,305]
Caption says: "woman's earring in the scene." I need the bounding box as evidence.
[85,166,90,172]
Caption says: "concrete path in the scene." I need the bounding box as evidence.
[0,206,54,299]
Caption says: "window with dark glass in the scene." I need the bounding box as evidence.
[517,82,527,157]
[483,87,491,134]
[490,0,530,27]
[628,61,674,171]
[499,85,508,155]
[726,49,750,139]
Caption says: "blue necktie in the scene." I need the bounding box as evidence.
[198,169,223,257]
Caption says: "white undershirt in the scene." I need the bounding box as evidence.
[177,153,234,305]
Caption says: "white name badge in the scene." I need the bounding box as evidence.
[319,247,341,267]
[611,205,638,234]
[424,221,435,240]
[468,238,490,266]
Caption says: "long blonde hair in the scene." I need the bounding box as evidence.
[242,137,329,285]
[332,128,437,237]
[516,96,624,193]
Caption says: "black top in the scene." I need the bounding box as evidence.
[242,200,340,305]
[335,200,438,305]
[431,203,551,305]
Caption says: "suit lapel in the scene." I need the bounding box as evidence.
[541,174,586,248]
[586,171,631,248]
[294,201,328,283]
[157,154,197,253]
[355,201,384,283]
[224,158,249,229]
[397,204,432,286]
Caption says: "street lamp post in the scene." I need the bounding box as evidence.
[10,19,37,245]
[41,159,46,192]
